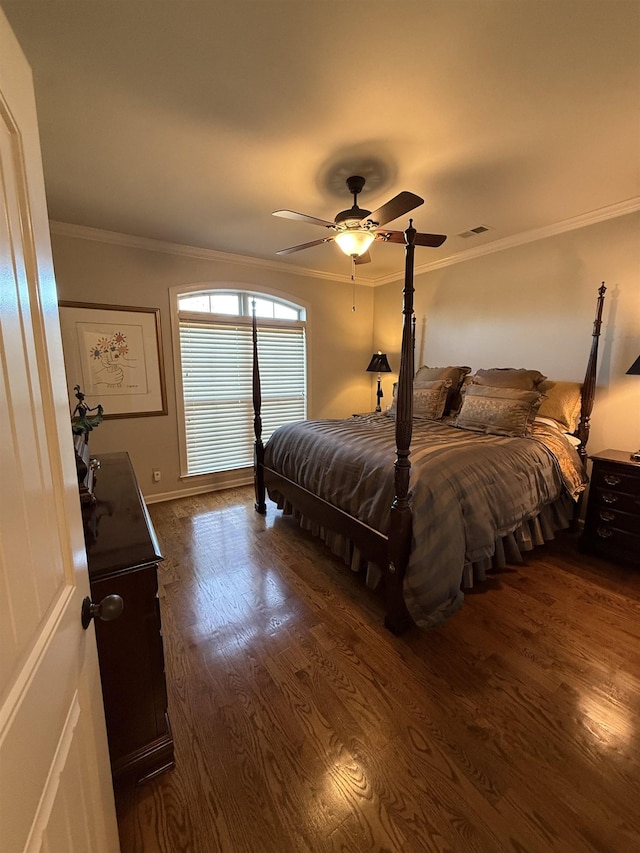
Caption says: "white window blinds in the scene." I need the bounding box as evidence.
[179,319,306,475]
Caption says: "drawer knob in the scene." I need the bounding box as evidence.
[603,474,622,486]
[81,594,124,630]
[601,492,618,504]
[596,527,614,539]
[599,510,615,522]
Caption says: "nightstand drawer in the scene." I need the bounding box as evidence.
[592,487,640,515]
[591,464,640,496]
[591,507,639,535]
[588,524,640,555]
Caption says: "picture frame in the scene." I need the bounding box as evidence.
[58,302,168,418]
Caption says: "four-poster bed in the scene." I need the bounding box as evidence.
[252,224,606,633]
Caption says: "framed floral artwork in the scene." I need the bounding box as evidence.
[58,302,168,418]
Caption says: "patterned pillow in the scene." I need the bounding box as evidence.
[455,384,545,437]
[389,378,452,420]
[471,367,547,390]
[414,365,472,414]
[536,380,582,431]
[414,379,452,419]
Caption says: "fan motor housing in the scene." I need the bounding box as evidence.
[334,205,371,228]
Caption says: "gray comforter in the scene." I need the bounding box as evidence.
[264,414,586,627]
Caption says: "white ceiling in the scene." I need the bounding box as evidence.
[3,1,640,282]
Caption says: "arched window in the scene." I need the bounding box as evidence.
[173,288,307,476]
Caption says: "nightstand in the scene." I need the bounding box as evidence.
[581,449,640,567]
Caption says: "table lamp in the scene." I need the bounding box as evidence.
[627,355,640,460]
[366,352,392,412]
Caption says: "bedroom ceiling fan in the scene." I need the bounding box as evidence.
[273,175,447,264]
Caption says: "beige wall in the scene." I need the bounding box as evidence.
[373,212,640,456]
[52,213,639,503]
[51,231,375,500]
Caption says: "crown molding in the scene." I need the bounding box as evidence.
[375,196,640,286]
[47,220,362,285]
[50,196,639,288]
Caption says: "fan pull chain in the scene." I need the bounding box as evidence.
[351,256,356,311]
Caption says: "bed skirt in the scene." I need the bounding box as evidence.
[270,490,575,605]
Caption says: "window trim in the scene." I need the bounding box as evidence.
[177,290,305,321]
[169,282,311,480]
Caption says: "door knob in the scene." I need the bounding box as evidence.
[81,594,124,630]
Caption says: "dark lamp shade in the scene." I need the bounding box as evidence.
[366,352,392,373]
[626,356,640,375]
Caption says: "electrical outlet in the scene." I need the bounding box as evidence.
[152,469,161,483]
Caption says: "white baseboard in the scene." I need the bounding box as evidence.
[143,474,253,504]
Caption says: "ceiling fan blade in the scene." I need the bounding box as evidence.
[275,236,335,255]
[354,251,371,265]
[374,230,447,248]
[415,232,447,247]
[361,191,424,228]
[273,209,335,228]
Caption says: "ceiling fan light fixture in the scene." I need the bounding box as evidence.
[334,229,375,258]
[273,176,440,260]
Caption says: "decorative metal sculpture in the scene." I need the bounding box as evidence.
[72,385,104,439]
[71,385,103,504]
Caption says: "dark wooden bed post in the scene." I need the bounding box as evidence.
[384,220,417,634]
[575,282,606,463]
[252,300,267,514]
[412,315,416,376]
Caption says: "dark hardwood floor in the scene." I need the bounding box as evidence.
[115,486,640,852]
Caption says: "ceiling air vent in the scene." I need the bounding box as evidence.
[458,225,491,238]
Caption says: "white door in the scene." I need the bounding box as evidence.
[0,10,120,852]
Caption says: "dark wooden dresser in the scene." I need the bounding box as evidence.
[581,449,640,567]
[83,451,174,784]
